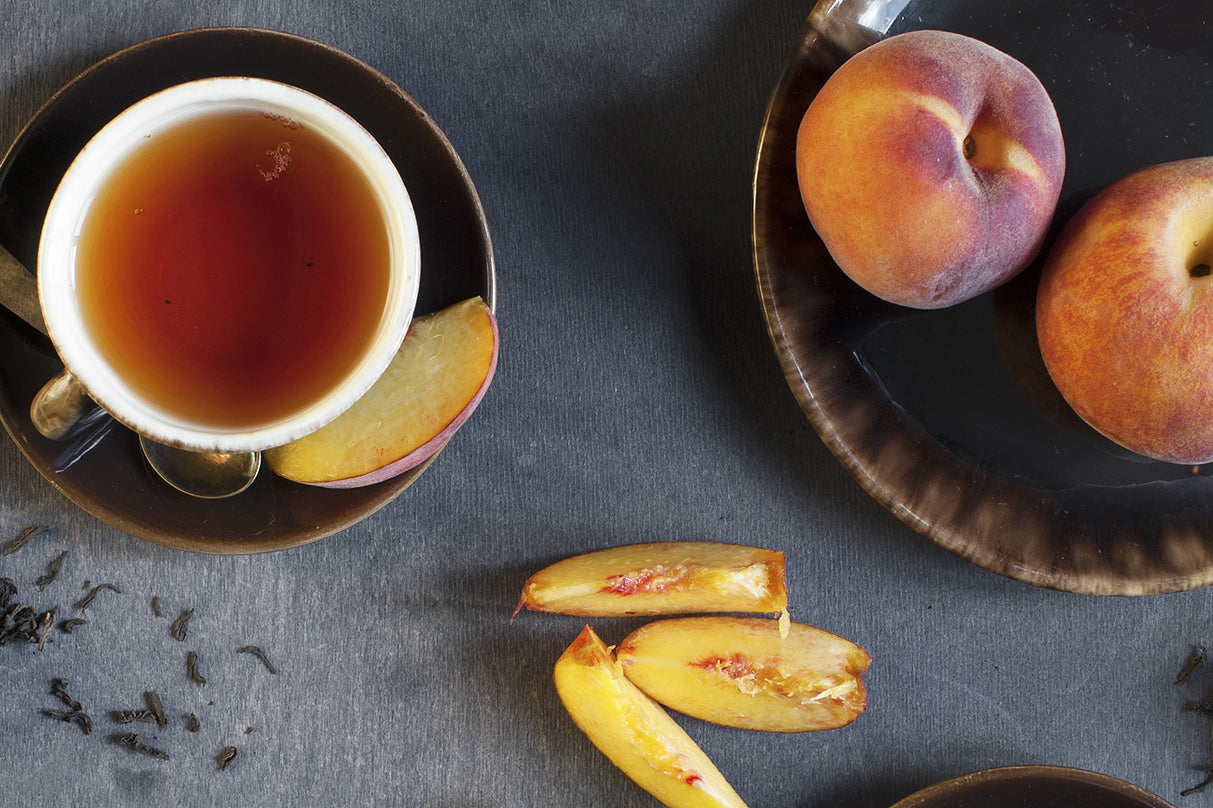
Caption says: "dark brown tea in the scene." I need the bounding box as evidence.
[76,107,391,429]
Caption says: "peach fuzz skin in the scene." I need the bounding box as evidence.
[796,30,1065,309]
[1036,157,1213,465]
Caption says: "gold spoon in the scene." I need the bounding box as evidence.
[138,434,260,499]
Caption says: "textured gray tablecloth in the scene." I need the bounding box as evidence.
[1,2,1210,807]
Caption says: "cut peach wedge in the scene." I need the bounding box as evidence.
[616,616,870,733]
[517,542,787,618]
[554,626,749,808]
[265,296,497,487]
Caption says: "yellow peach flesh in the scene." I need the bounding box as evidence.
[553,626,749,808]
[264,296,497,486]
[616,616,870,733]
[516,542,788,618]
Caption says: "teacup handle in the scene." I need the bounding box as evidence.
[30,368,98,440]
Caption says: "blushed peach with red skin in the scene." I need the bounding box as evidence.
[796,30,1065,309]
[1036,157,1213,465]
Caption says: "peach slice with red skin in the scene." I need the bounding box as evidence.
[616,616,870,733]
[554,625,749,808]
[516,542,788,618]
[265,296,497,487]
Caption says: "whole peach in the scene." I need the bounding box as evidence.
[1036,157,1213,465]
[796,30,1065,309]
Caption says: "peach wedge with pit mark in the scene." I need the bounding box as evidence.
[616,616,870,733]
[516,542,787,618]
[264,296,497,487]
[554,625,749,808]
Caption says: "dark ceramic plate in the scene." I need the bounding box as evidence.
[890,766,1175,808]
[0,28,495,554]
[753,0,1213,594]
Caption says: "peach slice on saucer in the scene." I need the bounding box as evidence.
[616,616,870,733]
[516,542,787,618]
[554,625,749,808]
[265,296,497,487]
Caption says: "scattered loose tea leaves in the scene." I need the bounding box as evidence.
[1,584,59,650]
[34,550,68,590]
[44,679,91,734]
[36,605,58,651]
[236,645,278,675]
[169,608,194,642]
[1,604,37,646]
[74,583,121,613]
[0,604,35,646]
[1183,768,1213,796]
[1185,688,1213,714]
[217,745,238,771]
[7,542,283,773]
[3,524,47,556]
[112,709,157,725]
[51,679,82,711]
[186,651,206,686]
[43,708,93,734]
[1175,642,1213,796]
[1178,646,1208,686]
[144,690,167,730]
[113,733,169,760]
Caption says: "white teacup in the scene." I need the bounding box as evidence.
[38,77,420,453]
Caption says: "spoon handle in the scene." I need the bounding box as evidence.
[0,243,103,439]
